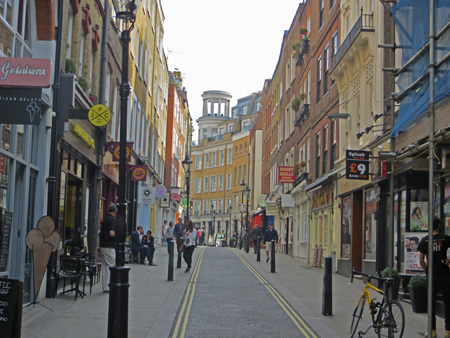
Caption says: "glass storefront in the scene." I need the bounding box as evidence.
[341,196,351,259]
[364,189,377,260]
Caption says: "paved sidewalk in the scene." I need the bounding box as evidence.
[237,247,444,338]
[21,246,443,337]
[21,247,195,338]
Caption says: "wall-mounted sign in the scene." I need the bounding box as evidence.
[88,104,110,126]
[0,88,42,125]
[137,186,155,204]
[345,150,370,180]
[155,185,167,198]
[72,123,95,149]
[0,57,51,88]
[281,194,294,208]
[278,166,295,183]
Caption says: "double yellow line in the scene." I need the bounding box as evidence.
[171,247,206,338]
[234,250,318,338]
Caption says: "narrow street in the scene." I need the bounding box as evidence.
[170,248,317,338]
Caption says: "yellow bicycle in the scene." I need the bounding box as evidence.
[350,269,405,338]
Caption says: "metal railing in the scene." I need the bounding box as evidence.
[330,11,374,72]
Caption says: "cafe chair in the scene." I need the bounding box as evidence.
[57,255,83,300]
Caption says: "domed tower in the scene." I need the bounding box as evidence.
[196,90,232,142]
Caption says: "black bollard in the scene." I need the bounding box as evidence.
[270,239,275,273]
[245,233,249,253]
[256,237,261,262]
[177,240,182,269]
[322,256,332,315]
[239,234,242,250]
[168,240,174,281]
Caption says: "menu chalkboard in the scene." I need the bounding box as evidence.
[0,212,12,272]
[0,277,23,338]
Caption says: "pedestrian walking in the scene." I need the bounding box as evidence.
[99,203,117,292]
[161,220,167,246]
[264,222,278,263]
[165,221,175,253]
[418,218,450,338]
[182,219,197,273]
[174,217,186,266]
[250,224,262,253]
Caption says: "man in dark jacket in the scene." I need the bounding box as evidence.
[264,222,278,263]
[250,224,262,253]
[174,218,185,264]
[131,226,155,265]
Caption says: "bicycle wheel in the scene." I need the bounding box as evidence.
[350,296,366,338]
[377,300,405,338]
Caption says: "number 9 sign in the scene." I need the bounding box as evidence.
[346,159,369,180]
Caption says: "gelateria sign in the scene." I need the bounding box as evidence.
[0,57,51,88]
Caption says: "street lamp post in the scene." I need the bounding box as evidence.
[110,1,141,337]
[182,155,192,222]
[211,206,216,246]
[227,206,232,247]
[242,185,250,253]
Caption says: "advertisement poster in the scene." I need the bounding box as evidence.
[404,232,427,274]
[410,201,428,231]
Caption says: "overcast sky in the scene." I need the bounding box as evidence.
[162,1,302,137]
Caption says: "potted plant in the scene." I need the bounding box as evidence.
[65,59,76,74]
[380,267,400,300]
[408,274,427,313]
[291,97,302,112]
[78,77,90,92]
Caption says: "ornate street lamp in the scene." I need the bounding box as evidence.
[110,1,141,337]
[182,155,192,222]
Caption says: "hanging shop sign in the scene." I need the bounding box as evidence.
[155,185,167,198]
[257,194,267,207]
[160,193,170,208]
[0,88,43,125]
[171,193,182,201]
[127,165,147,181]
[265,202,279,216]
[345,150,370,180]
[0,57,51,88]
[137,186,155,204]
[281,194,294,208]
[278,166,295,183]
[106,142,133,162]
[88,104,111,127]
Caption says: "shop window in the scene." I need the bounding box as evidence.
[341,196,351,259]
[445,180,450,235]
[364,189,377,260]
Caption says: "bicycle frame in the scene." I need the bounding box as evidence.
[359,281,387,325]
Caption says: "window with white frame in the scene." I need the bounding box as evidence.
[211,176,217,192]
[205,153,209,168]
[226,199,231,211]
[218,199,223,214]
[194,178,201,194]
[212,151,217,166]
[220,150,224,165]
[203,200,208,215]
[219,174,224,191]
[193,201,201,216]
[227,173,232,190]
[66,7,74,59]
[78,34,85,77]
[204,177,209,192]
[234,195,239,212]
[228,148,232,164]
[195,154,202,170]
